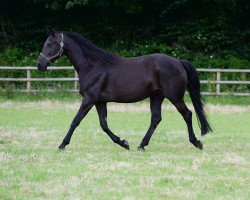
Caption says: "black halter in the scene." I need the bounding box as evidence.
[40,33,64,63]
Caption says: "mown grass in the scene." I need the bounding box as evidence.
[0,91,250,105]
[0,100,249,199]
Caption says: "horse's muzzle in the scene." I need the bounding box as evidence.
[37,63,47,71]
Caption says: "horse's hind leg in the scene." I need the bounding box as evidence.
[138,94,164,151]
[171,99,203,150]
[95,102,129,150]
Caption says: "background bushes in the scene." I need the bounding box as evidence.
[0,0,249,91]
[1,0,249,66]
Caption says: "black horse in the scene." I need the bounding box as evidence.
[37,28,212,151]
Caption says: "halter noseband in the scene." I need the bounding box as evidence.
[40,33,64,63]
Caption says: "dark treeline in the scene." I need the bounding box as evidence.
[0,0,250,67]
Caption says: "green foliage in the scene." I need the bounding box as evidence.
[114,42,173,57]
[65,0,88,9]
[0,0,249,92]
[0,48,38,66]
[1,0,249,54]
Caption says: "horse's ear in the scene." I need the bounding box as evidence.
[46,27,55,37]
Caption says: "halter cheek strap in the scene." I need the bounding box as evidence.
[40,33,64,63]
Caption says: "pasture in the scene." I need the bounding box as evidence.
[0,98,249,199]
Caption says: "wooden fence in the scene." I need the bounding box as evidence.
[0,66,249,96]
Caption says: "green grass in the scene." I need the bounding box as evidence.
[0,91,250,105]
[0,101,249,199]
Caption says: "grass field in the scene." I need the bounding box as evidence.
[0,98,249,199]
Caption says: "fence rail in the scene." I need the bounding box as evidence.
[0,66,249,96]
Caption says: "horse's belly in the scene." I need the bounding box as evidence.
[115,91,151,103]
[103,82,160,103]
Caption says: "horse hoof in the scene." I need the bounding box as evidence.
[58,144,65,150]
[192,140,203,150]
[197,140,203,150]
[137,146,145,151]
[122,140,130,150]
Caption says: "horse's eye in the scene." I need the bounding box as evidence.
[48,43,52,47]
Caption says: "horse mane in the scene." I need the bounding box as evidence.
[63,32,119,65]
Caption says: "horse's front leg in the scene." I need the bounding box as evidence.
[95,103,129,150]
[58,96,94,149]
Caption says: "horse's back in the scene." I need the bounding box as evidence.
[121,53,185,73]
[120,53,187,85]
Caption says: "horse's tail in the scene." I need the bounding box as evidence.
[181,60,212,135]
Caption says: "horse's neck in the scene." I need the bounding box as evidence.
[64,38,89,72]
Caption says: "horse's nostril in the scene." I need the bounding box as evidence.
[37,63,41,69]
[37,63,45,71]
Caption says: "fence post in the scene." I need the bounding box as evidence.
[74,71,78,91]
[27,68,31,92]
[216,71,221,96]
